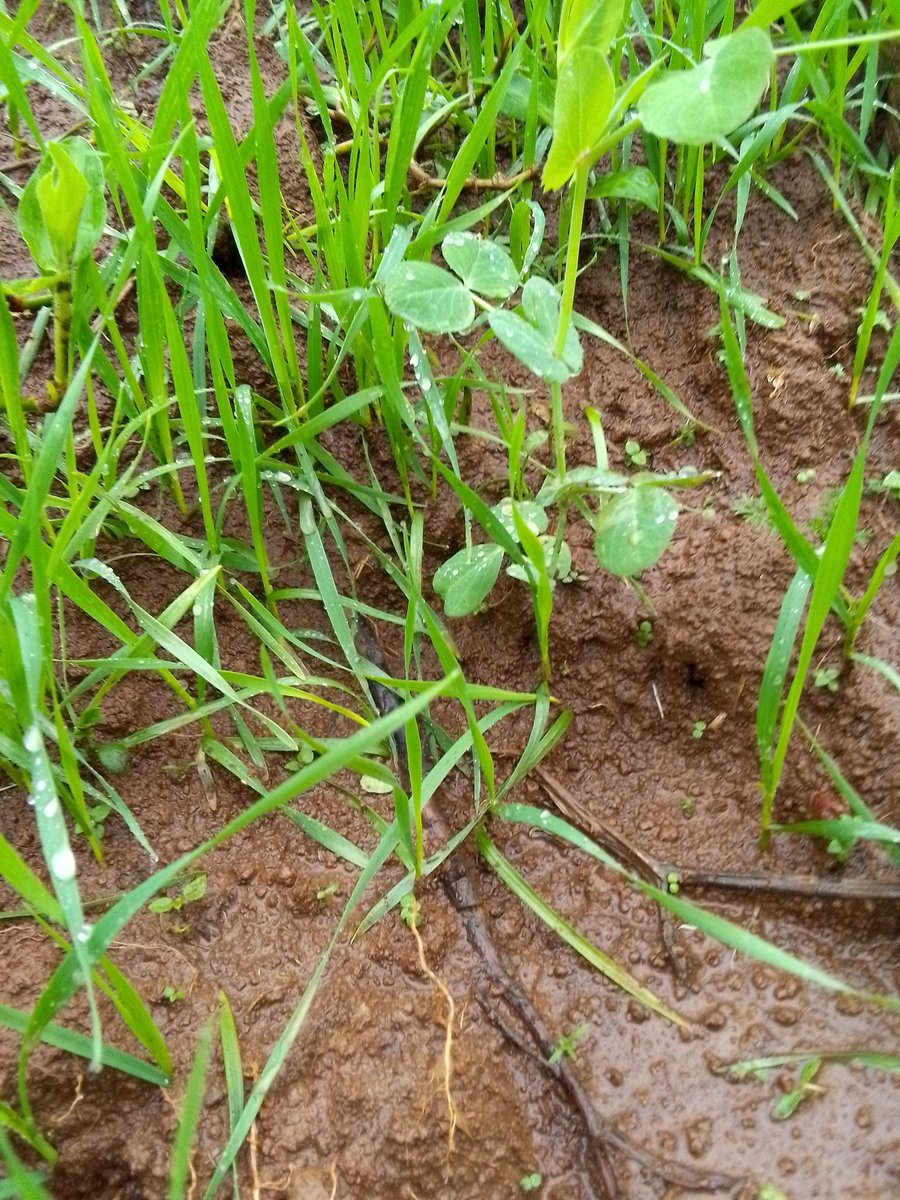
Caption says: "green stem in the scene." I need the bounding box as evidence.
[554,161,589,359]
[551,162,589,479]
[50,275,72,407]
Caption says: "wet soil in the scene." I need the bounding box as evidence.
[1,12,899,1200]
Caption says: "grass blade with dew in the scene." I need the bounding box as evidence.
[0,836,172,1080]
[0,1005,168,1087]
[17,678,453,1115]
[499,804,900,1013]
[477,827,685,1025]
[4,597,102,1078]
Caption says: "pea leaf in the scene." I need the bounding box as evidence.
[543,48,614,190]
[594,486,678,576]
[433,544,504,617]
[589,166,659,209]
[492,498,548,538]
[382,261,475,333]
[441,232,519,299]
[488,276,583,380]
[18,138,106,274]
[637,28,774,146]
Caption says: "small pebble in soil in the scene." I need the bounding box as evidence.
[685,1117,713,1158]
[856,1105,874,1130]
[700,1006,727,1030]
[605,1068,623,1087]
[625,1000,650,1023]
[771,1006,800,1027]
[835,994,865,1017]
[774,978,801,1000]
[778,1157,797,1176]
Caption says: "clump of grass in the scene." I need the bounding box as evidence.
[0,0,898,1189]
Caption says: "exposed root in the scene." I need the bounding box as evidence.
[407,897,459,1154]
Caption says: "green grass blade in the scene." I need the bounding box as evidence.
[756,567,812,792]
[168,1022,213,1200]
[0,1004,168,1086]
[477,828,686,1025]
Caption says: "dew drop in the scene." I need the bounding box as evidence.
[76,924,92,944]
[42,798,59,820]
[23,725,41,754]
[51,847,77,882]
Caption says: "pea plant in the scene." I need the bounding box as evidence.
[11,138,106,409]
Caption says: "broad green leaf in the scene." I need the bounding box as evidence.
[489,309,573,383]
[588,165,659,209]
[489,277,582,383]
[522,277,582,374]
[18,139,105,273]
[543,49,614,190]
[433,544,504,616]
[559,0,625,58]
[492,498,548,538]
[382,261,475,333]
[594,486,678,576]
[441,231,519,299]
[637,28,774,146]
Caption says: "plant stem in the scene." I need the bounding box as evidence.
[554,161,589,360]
[50,275,72,407]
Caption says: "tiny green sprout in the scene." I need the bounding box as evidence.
[681,794,694,817]
[772,1058,824,1120]
[666,872,680,894]
[148,873,208,914]
[794,289,811,302]
[400,892,421,929]
[795,467,816,485]
[879,470,900,499]
[635,619,653,649]
[519,1174,542,1193]
[758,1185,789,1200]
[316,883,338,903]
[673,422,696,448]
[95,741,129,775]
[161,986,185,1003]
[827,361,846,379]
[74,802,112,841]
[732,494,771,530]
[548,1022,588,1066]
[812,667,840,694]
[623,438,648,467]
[691,720,707,740]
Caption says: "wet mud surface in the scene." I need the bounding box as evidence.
[1,12,899,1200]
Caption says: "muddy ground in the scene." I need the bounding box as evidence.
[1,12,899,1200]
